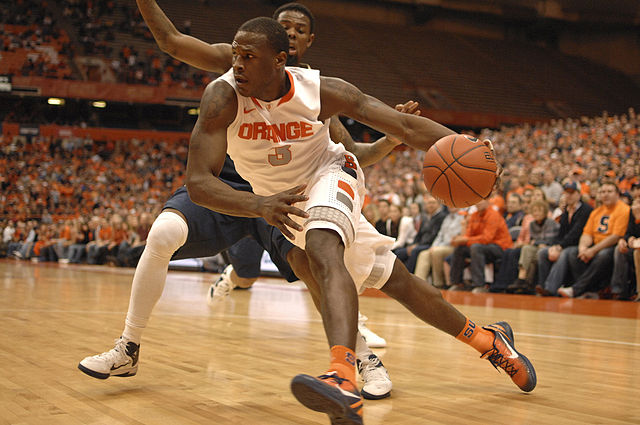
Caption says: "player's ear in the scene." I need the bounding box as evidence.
[275,51,287,68]
[307,33,315,48]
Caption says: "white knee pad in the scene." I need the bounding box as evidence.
[306,205,355,246]
[145,211,189,258]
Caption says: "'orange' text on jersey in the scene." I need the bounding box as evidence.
[237,121,314,143]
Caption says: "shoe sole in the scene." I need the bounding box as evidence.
[361,389,391,400]
[77,363,137,380]
[291,375,363,425]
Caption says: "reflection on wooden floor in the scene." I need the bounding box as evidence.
[1,260,639,424]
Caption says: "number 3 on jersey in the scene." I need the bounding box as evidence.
[269,145,292,166]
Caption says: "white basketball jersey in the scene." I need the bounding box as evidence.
[219,67,346,196]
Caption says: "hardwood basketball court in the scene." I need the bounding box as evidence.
[1,260,639,424]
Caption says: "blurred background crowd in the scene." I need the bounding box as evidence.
[1,0,639,300]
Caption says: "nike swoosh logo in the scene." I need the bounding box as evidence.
[336,386,361,400]
[110,362,131,371]
[500,335,520,359]
[244,107,255,114]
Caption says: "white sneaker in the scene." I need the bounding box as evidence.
[78,337,139,379]
[357,353,392,400]
[358,313,387,348]
[207,264,235,304]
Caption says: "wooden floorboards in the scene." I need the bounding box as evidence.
[1,260,639,424]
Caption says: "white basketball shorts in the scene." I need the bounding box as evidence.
[288,151,396,291]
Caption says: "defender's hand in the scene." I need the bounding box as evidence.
[257,184,309,239]
[483,139,502,193]
[387,100,421,145]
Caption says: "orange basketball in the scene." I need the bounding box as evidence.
[422,134,497,208]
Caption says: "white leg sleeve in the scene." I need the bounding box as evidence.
[122,211,188,343]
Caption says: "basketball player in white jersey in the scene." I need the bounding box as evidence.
[186,18,536,425]
[77,1,401,401]
[134,0,406,397]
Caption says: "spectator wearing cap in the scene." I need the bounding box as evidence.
[558,181,630,298]
[610,197,640,300]
[536,181,593,296]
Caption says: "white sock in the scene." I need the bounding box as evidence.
[122,211,188,344]
[355,331,373,362]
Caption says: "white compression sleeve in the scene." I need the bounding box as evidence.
[122,211,188,343]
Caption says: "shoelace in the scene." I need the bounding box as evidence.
[359,356,384,374]
[483,337,519,378]
[318,373,348,385]
[95,338,128,362]
[213,276,232,296]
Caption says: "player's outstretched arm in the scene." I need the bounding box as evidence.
[320,77,455,152]
[329,101,421,168]
[136,0,232,73]
[185,81,308,239]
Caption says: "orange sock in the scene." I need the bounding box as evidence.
[327,345,356,383]
[455,318,494,354]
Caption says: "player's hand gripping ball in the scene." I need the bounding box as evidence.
[422,134,497,207]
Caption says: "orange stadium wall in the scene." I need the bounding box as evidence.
[11,76,204,104]
[2,122,190,143]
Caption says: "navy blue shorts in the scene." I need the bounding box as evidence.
[163,187,297,282]
[227,237,264,279]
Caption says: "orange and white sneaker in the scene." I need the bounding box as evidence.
[291,372,363,425]
[481,321,537,392]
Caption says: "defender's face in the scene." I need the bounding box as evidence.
[232,31,281,98]
[276,10,314,66]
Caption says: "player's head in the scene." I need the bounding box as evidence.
[232,17,289,98]
[273,2,315,66]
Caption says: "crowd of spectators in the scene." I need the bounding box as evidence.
[1,109,639,299]
[55,0,213,88]
[0,132,187,266]
[362,108,640,300]
[1,0,214,87]
[0,1,74,79]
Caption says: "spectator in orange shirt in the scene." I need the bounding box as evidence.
[558,181,630,298]
[618,163,638,194]
[448,199,513,293]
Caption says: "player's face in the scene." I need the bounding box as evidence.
[232,31,284,98]
[276,10,314,66]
